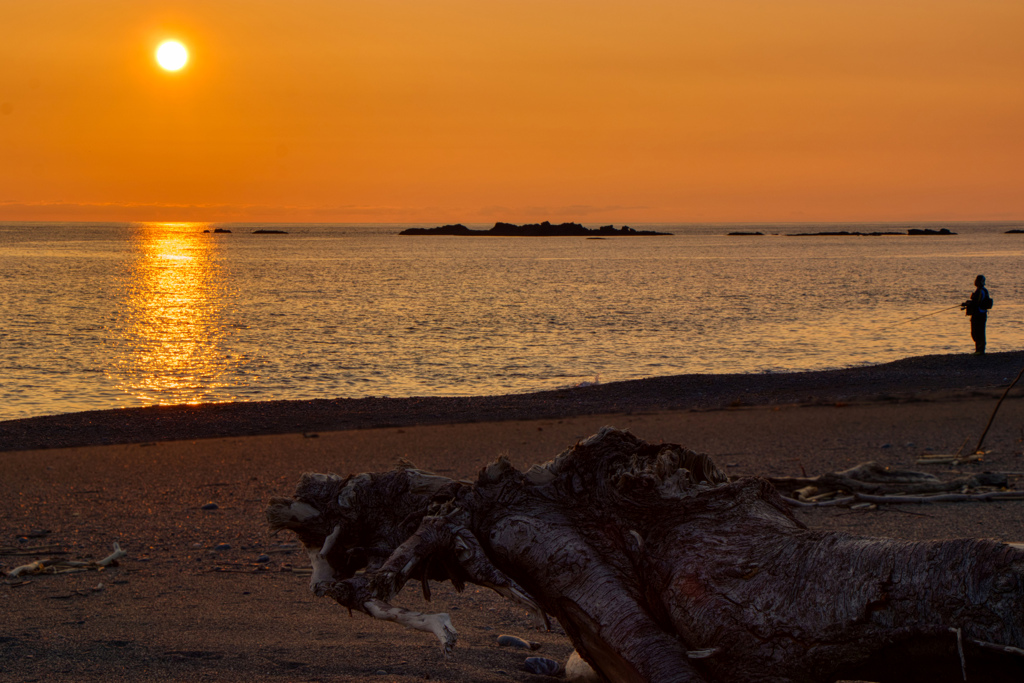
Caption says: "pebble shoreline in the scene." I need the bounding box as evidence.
[2,351,1021,452]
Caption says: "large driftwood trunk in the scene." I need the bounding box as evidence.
[267,428,1024,682]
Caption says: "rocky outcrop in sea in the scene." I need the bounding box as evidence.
[400,221,671,236]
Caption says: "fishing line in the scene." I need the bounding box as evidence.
[891,304,963,327]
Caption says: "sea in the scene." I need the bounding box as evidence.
[2,221,1022,422]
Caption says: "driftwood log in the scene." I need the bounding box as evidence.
[768,462,1010,497]
[767,462,1023,507]
[266,427,1024,682]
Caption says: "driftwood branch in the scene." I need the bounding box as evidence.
[0,545,67,556]
[4,542,126,578]
[768,461,1009,496]
[853,490,1024,504]
[363,599,458,658]
[768,460,1024,509]
[786,490,1024,507]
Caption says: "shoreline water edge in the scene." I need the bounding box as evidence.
[2,350,1022,453]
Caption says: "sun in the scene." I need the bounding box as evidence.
[156,40,189,71]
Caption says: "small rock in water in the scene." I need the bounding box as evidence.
[201,502,219,510]
[523,656,561,676]
[374,670,387,675]
[214,543,232,551]
[497,634,540,650]
[255,554,271,563]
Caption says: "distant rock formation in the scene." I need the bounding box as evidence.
[400,221,671,236]
[728,231,764,236]
[788,230,902,236]
[907,228,956,235]
[787,228,955,236]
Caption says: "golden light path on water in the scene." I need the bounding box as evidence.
[107,222,240,406]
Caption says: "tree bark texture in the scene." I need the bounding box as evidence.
[266,427,1024,682]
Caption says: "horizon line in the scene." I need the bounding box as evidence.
[2,218,1023,227]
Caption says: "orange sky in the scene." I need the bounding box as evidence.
[1,1,1022,223]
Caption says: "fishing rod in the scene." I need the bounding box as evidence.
[892,304,963,327]
[973,363,1024,455]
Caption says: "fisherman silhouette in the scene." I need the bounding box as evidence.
[962,275,993,354]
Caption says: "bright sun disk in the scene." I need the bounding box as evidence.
[156,41,188,71]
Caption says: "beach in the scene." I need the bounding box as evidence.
[4,352,1024,682]
[8,0,1024,678]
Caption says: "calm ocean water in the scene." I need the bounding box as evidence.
[2,221,1022,421]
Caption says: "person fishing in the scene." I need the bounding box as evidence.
[962,274,993,354]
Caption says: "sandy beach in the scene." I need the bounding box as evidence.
[4,351,1024,682]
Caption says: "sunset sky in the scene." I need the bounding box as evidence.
[1,1,1022,224]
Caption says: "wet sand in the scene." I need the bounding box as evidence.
[3,351,1024,681]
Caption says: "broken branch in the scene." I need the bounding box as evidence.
[3,542,126,578]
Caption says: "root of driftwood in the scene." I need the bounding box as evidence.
[363,599,458,658]
[267,428,1024,682]
[4,542,126,578]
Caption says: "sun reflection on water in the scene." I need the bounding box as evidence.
[107,222,242,406]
